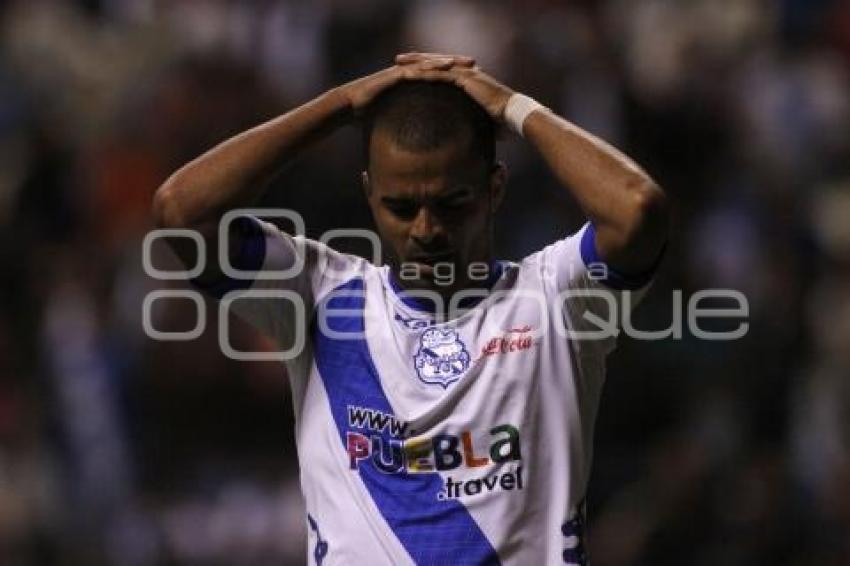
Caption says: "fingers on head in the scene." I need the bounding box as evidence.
[395,52,475,67]
[400,67,458,83]
[421,58,454,70]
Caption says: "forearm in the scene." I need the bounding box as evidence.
[152,88,351,232]
[152,56,481,233]
[523,108,668,273]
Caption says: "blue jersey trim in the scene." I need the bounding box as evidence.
[578,223,663,290]
[313,278,501,565]
[191,215,266,298]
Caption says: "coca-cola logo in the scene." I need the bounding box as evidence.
[478,325,535,359]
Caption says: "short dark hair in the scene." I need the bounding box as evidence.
[362,81,496,170]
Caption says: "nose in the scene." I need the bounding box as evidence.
[410,206,445,246]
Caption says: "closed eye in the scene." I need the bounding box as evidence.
[382,198,418,219]
[436,192,476,213]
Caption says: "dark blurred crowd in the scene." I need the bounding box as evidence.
[1,0,849,564]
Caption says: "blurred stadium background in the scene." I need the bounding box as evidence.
[1,0,849,564]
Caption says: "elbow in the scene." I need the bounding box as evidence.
[635,181,669,228]
[625,179,670,248]
[596,179,670,274]
[152,178,187,229]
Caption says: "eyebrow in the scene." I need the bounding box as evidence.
[380,186,476,204]
[441,187,475,200]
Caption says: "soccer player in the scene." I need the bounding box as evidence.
[152,52,668,565]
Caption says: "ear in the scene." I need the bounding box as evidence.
[362,170,372,198]
[488,161,508,213]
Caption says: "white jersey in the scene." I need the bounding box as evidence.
[197,216,652,566]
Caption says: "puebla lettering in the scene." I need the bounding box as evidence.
[346,424,521,473]
[345,406,521,474]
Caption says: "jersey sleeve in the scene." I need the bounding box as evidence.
[535,222,660,357]
[191,215,363,353]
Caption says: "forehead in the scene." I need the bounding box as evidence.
[368,129,485,197]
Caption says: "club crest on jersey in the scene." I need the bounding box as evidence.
[414,327,470,388]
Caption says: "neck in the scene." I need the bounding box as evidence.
[388,261,504,319]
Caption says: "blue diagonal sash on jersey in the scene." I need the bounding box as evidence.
[313,278,500,565]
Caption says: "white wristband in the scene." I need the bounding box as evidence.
[503,93,545,136]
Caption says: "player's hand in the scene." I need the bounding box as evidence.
[395,52,476,69]
[396,52,515,122]
[337,55,476,113]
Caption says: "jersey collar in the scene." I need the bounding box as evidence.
[387,261,506,314]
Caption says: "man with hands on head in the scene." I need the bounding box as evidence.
[153,53,668,566]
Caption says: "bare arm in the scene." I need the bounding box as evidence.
[151,88,350,235]
[522,109,668,274]
[395,53,669,275]
[152,57,476,278]
[151,87,352,283]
